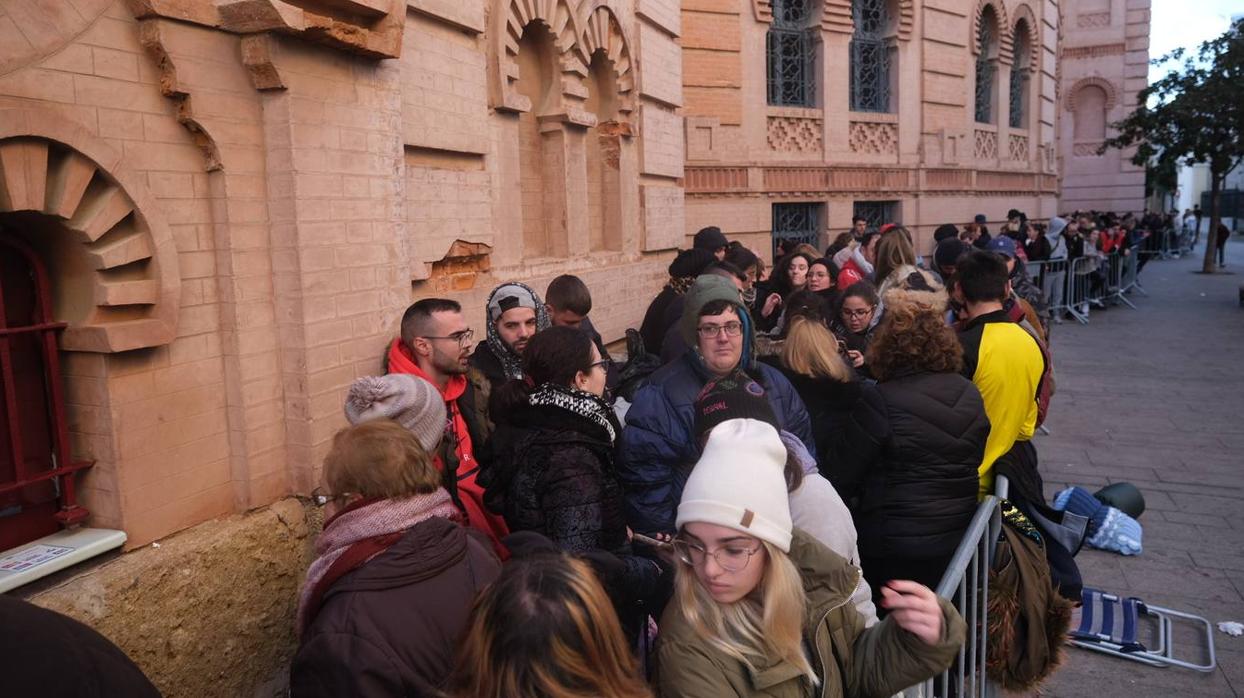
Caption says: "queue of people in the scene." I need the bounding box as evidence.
[287,220,1076,697]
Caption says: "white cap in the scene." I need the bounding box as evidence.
[676,419,793,552]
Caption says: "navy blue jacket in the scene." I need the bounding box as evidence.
[617,353,816,534]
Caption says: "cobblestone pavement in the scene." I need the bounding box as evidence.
[1037,239,1244,697]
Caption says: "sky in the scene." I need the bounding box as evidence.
[1147,0,1242,82]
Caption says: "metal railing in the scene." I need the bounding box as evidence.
[901,479,1006,698]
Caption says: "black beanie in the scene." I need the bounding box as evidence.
[693,370,778,440]
[933,224,960,243]
[693,226,729,252]
[934,238,970,272]
[669,248,717,278]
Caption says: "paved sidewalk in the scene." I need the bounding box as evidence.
[1038,239,1244,697]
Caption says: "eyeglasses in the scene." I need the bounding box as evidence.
[589,358,611,372]
[841,307,874,319]
[419,328,474,347]
[309,487,354,507]
[697,321,743,339]
[672,538,762,573]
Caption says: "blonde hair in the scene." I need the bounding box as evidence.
[445,555,652,698]
[781,316,853,384]
[323,420,441,499]
[673,540,817,685]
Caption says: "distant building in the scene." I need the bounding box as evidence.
[680,0,1062,260]
[1056,0,1152,213]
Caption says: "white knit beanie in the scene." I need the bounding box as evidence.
[343,374,446,453]
[676,419,793,552]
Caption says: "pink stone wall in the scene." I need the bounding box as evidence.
[1056,0,1149,214]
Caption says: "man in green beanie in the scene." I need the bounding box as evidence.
[617,274,816,536]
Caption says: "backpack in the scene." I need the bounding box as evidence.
[987,501,1074,693]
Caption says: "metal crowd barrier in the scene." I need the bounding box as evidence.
[901,485,1005,698]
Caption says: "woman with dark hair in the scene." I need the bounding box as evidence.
[482,326,666,636]
[445,553,653,698]
[829,280,879,373]
[839,280,989,601]
[725,242,763,309]
[757,252,814,332]
[805,257,839,311]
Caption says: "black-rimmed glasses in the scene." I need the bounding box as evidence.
[419,328,474,347]
[696,321,743,339]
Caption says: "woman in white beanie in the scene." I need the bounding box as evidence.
[656,419,965,698]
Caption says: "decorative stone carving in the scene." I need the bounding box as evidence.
[974,128,998,160]
[971,0,1013,64]
[1063,43,1126,60]
[768,116,823,152]
[850,121,898,155]
[580,5,636,114]
[1065,77,1118,112]
[1008,133,1028,161]
[1077,11,1111,28]
[491,0,588,115]
[1073,141,1104,157]
[1010,5,1040,73]
[684,167,749,193]
[820,0,914,40]
[0,109,181,353]
[137,20,224,171]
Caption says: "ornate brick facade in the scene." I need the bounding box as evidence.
[1056,0,1150,213]
[681,0,1061,259]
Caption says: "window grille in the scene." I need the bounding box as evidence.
[974,18,995,124]
[0,233,91,552]
[1009,31,1029,128]
[849,0,892,112]
[852,200,897,233]
[772,203,822,257]
[767,0,816,107]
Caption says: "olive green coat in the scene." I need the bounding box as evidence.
[656,529,965,698]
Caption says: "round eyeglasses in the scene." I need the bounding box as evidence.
[672,538,762,573]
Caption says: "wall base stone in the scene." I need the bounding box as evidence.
[18,498,319,698]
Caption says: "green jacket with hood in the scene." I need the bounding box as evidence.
[656,529,965,698]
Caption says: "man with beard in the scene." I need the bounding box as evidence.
[385,298,509,545]
[470,282,551,392]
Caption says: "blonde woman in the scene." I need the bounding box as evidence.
[656,419,965,698]
[779,316,862,494]
[444,553,652,698]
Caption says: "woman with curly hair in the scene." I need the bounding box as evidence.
[838,272,990,603]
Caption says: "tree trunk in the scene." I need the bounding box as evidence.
[1202,174,1222,273]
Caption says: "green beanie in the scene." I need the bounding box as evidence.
[680,275,745,346]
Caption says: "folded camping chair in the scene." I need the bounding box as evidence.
[1070,588,1217,672]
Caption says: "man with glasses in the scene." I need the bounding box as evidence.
[618,274,815,537]
[386,298,508,543]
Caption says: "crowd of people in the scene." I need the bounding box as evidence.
[282,215,1099,697]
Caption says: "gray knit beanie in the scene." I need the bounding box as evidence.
[343,374,446,453]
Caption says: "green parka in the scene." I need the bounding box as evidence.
[656,529,965,698]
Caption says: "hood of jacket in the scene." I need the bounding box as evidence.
[320,516,477,599]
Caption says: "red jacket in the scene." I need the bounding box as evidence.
[386,340,509,554]
[836,258,866,291]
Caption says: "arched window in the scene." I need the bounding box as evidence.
[1009,21,1031,128]
[767,0,816,107]
[850,0,893,112]
[974,6,999,124]
[1073,85,1108,140]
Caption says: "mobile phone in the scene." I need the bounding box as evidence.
[632,532,673,549]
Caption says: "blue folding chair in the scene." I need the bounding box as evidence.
[1070,587,1217,672]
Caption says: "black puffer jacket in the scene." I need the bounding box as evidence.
[482,394,665,630]
[839,371,989,561]
[780,370,863,493]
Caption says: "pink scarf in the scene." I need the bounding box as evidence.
[296,490,460,636]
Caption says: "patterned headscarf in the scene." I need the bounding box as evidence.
[484,282,551,380]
